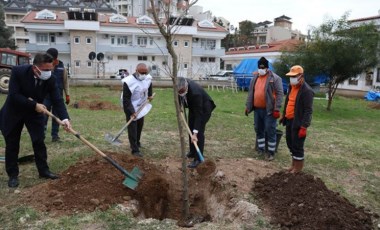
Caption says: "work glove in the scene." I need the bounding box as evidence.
[245,108,249,116]
[272,110,280,119]
[65,95,70,105]
[298,126,307,138]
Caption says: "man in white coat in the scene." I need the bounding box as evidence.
[122,63,153,157]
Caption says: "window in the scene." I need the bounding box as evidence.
[226,64,233,70]
[35,9,56,20]
[184,40,189,47]
[86,37,92,44]
[183,63,188,69]
[50,34,55,43]
[74,36,80,44]
[200,57,207,62]
[173,40,178,47]
[87,61,92,68]
[208,57,215,63]
[137,15,153,24]
[36,33,48,44]
[151,56,155,61]
[74,60,80,68]
[200,39,216,49]
[118,55,128,60]
[109,14,127,23]
[1,53,16,65]
[137,37,147,46]
[377,68,380,82]
[348,76,359,85]
[117,36,128,45]
[150,38,154,45]
[138,56,147,61]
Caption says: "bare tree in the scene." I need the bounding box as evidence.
[149,0,199,219]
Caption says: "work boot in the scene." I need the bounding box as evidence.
[290,160,304,173]
[257,148,265,156]
[187,159,201,168]
[8,177,19,188]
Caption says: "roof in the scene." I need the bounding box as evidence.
[21,10,228,33]
[225,39,303,55]
[349,15,380,23]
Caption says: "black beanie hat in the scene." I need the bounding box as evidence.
[258,57,269,68]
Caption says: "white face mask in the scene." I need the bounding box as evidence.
[289,77,300,85]
[35,66,52,80]
[179,91,187,97]
[137,74,147,81]
[258,69,267,76]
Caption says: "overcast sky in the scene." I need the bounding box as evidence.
[194,0,380,33]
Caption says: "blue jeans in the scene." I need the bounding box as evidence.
[254,108,277,154]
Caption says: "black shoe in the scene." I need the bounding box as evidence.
[187,160,201,168]
[186,151,195,158]
[8,177,19,188]
[132,152,143,157]
[257,149,265,155]
[52,136,61,142]
[39,171,59,179]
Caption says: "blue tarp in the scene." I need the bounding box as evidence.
[232,58,287,92]
[364,90,380,101]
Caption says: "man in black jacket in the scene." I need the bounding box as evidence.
[0,53,72,188]
[280,65,313,173]
[177,77,216,168]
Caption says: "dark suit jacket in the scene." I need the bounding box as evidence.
[0,65,69,135]
[180,80,216,131]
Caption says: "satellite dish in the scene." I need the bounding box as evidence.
[97,52,104,61]
[88,51,96,60]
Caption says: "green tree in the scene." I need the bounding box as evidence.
[0,3,16,49]
[238,20,255,36]
[274,13,379,111]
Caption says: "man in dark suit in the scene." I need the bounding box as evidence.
[0,53,72,188]
[177,77,216,168]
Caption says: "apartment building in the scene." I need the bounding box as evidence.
[21,8,227,78]
[3,0,115,52]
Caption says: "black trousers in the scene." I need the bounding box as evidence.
[127,114,144,154]
[188,111,212,161]
[4,114,49,177]
[285,119,306,161]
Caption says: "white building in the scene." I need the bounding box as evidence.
[22,8,227,79]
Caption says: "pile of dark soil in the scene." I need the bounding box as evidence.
[72,100,120,110]
[252,171,377,229]
[368,102,380,110]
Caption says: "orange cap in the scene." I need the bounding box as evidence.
[286,65,304,77]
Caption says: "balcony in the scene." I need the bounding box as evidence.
[26,43,70,53]
[192,47,225,56]
[97,45,168,56]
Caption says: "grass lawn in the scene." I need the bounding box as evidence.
[0,86,379,228]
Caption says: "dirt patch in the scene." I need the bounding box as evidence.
[368,102,380,110]
[252,171,377,229]
[20,155,378,228]
[72,100,120,110]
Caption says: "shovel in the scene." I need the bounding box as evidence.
[180,111,205,162]
[0,155,35,164]
[44,110,142,190]
[105,93,155,146]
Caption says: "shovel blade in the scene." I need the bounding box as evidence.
[104,133,122,146]
[131,166,143,179]
[123,177,139,190]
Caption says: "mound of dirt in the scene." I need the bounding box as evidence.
[72,100,120,110]
[368,102,380,110]
[21,154,279,227]
[252,171,376,229]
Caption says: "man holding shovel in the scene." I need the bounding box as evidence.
[122,63,153,157]
[0,53,71,188]
[177,77,216,168]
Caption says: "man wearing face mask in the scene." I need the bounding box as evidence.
[43,48,70,142]
[280,65,314,173]
[177,77,216,168]
[122,63,153,157]
[245,57,283,161]
[0,53,72,188]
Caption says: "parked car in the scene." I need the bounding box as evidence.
[203,70,234,81]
